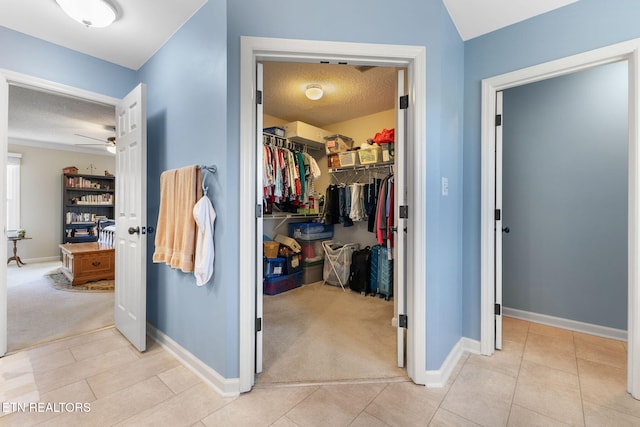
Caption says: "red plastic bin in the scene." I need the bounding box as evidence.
[264,271,303,295]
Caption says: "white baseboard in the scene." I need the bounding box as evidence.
[22,256,60,264]
[424,337,480,388]
[146,323,240,398]
[503,307,627,342]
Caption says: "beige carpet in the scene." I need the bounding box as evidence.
[259,281,407,385]
[7,262,114,352]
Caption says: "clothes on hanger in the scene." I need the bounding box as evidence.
[263,143,321,209]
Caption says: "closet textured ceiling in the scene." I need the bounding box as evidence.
[263,62,398,128]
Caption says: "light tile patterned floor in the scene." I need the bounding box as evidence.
[1,317,640,426]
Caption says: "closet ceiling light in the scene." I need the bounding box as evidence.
[56,0,117,28]
[305,84,324,101]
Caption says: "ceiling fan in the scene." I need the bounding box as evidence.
[74,134,117,153]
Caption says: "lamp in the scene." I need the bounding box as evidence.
[56,0,117,28]
[106,144,117,154]
[305,84,324,101]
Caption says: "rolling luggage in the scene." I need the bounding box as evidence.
[348,246,371,295]
[370,244,393,300]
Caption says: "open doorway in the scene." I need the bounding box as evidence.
[2,71,149,358]
[5,85,117,352]
[257,61,407,384]
[480,39,640,398]
[239,36,428,393]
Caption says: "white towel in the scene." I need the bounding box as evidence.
[193,195,216,286]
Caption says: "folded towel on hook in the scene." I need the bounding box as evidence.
[153,165,202,273]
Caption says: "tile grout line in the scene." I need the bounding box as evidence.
[504,321,529,427]
[573,331,588,426]
[347,382,390,426]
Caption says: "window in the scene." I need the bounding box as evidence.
[6,152,21,230]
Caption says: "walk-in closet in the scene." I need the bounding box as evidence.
[258,61,407,384]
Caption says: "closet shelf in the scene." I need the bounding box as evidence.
[328,161,394,173]
[264,213,322,232]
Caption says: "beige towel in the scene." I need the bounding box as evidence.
[153,165,202,273]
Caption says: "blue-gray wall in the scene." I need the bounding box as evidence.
[227,0,465,371]
[138,1,236,376]
[502,61,628,329]
[463,0,640,340]
[0,26,136,98]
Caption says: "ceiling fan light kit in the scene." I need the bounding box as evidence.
[56,0,117,28]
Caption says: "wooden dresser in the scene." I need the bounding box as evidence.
[59,242,115,286]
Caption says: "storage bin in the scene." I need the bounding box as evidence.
[324,134,354,154]
[264,271,303,295]
[263,126,285,137]
[288,222,334,241]
[301,240,324,262]
[358,146,382,164]
[264,257,285,278]
[263,241,280,258]
[338,151,359,167]
[303,260,324,284]
[283,252,302,275]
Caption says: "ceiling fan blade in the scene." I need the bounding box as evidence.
[74,133,109,143]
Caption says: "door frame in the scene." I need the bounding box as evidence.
[0,69,120,356]
[480,38,640,398]
[238,36,427,392]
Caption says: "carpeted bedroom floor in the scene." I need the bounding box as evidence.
[7,261,114,352]
[259,281,407,385]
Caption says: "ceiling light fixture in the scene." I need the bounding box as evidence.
[305,84,324,101]
[56,0,117,28]
[106,144,117,154]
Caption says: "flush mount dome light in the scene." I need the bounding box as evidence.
[56,0,117,28]
[305,84,324,101]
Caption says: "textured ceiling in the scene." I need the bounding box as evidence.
[9,86,115,153]
[263,62,398,128]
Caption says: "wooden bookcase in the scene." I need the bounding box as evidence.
[62,173,115,244]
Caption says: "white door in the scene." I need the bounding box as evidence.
[395,69,408,367]
[494,90,504,350]
[0,75,7,357]
[115,83,147,352]
[255,63,264,375]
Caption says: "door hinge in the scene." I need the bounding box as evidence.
[399,205,409,219]
[256,317,262,332]
[399,95,409,110]
[495,114,502,126]
[256,204,263,218]
[495,209,501,221]
[399,314,408,328]
[256,90,263,105]
[495,303,502,316]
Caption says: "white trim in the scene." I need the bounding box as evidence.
[239,36,427,392]
[147,323,240,398]
[21,256,62,264]
[503,307,628,342]
[0,69,119,359]
[480,38,640,398]
[425,337,480,388]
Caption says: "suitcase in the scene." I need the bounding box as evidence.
[370,244,393,300]
[348,246,371,295]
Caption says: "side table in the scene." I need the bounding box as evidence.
[7,236,32,267]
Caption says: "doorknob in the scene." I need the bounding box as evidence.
[128,226,140,235]
[502,227,510,234]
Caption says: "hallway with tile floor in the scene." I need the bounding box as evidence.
[1,317,639,426]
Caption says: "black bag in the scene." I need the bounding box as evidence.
[349,246,371,295]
